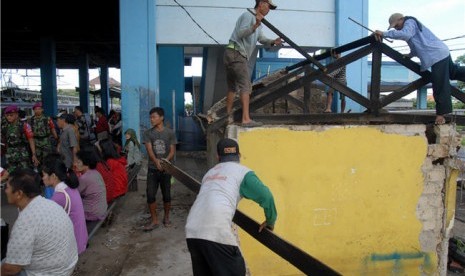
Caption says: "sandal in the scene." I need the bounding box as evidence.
[142,223,160,232]
[241,120,263,128]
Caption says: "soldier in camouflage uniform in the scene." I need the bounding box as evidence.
[30,102,59,166]
[1,105,39,173]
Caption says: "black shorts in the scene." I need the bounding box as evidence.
[146,168,171,204]
[186,238,246,276]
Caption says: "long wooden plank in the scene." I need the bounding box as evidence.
[285,36,375,72]
[247,8,327,72]
[370,44,382,113]
[380,77,430,107]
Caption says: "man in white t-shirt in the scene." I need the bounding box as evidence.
[185,138,277,275]
[1,168,78,276]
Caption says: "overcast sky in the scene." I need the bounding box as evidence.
[2,0,464,90]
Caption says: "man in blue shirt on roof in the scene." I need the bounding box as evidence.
[374,13,465,125]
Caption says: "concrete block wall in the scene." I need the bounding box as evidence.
[217,123,461,275]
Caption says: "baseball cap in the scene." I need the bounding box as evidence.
[388,13,403,29]
[257,0,277,10]
[4,105,19,114]
[217,138,240,162]
[32,102,42,110]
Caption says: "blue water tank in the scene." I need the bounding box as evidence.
[177,116,206,151]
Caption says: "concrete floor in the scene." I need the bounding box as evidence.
[72,152,207,276]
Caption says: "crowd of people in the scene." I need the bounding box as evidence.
[0,103,141,275]
[3,1,465,275]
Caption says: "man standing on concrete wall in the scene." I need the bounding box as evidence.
[185,138,277,275]
[374,13,465,125]
[225,0,283,127]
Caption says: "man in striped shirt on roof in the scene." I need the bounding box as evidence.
[324,53,347,113]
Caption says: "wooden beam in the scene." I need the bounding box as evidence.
[380,77,430,107]
[303,67,311,113]
[452,86,465,103]
[318,74,371,109]
[382,43,465,104]
[283,94,306,110]
[286,36,376,72]
[248,113,465,125]
[369,43,382,114]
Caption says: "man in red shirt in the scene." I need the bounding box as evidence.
[94,107,110,141]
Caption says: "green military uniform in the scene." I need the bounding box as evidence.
[1,121,32,173]
[30,115,53,164]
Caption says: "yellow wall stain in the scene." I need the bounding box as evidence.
[236,127,434,275]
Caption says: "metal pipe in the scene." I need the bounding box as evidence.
[348,17,393,43]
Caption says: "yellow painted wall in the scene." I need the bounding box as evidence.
[237,127,436,275]
[446,170,458,228]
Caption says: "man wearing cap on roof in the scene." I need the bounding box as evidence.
[185,138,277,275]
[1,105,39,173]
[374,13,465,125]
[30,102,59,167]
[224,0,283,127]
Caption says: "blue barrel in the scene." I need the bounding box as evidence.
[177,116,206,151]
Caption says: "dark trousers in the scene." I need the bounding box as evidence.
[431,55,465,115]
[146,168,171,204]
[186,238,246,276]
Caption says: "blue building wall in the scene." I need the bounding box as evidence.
[120,0,157,145]
[158,46,185,132]
[335,0,369,113]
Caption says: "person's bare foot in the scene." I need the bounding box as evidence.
[435,115,446,125]
[227,114,234,124]
[323,109,332,113]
